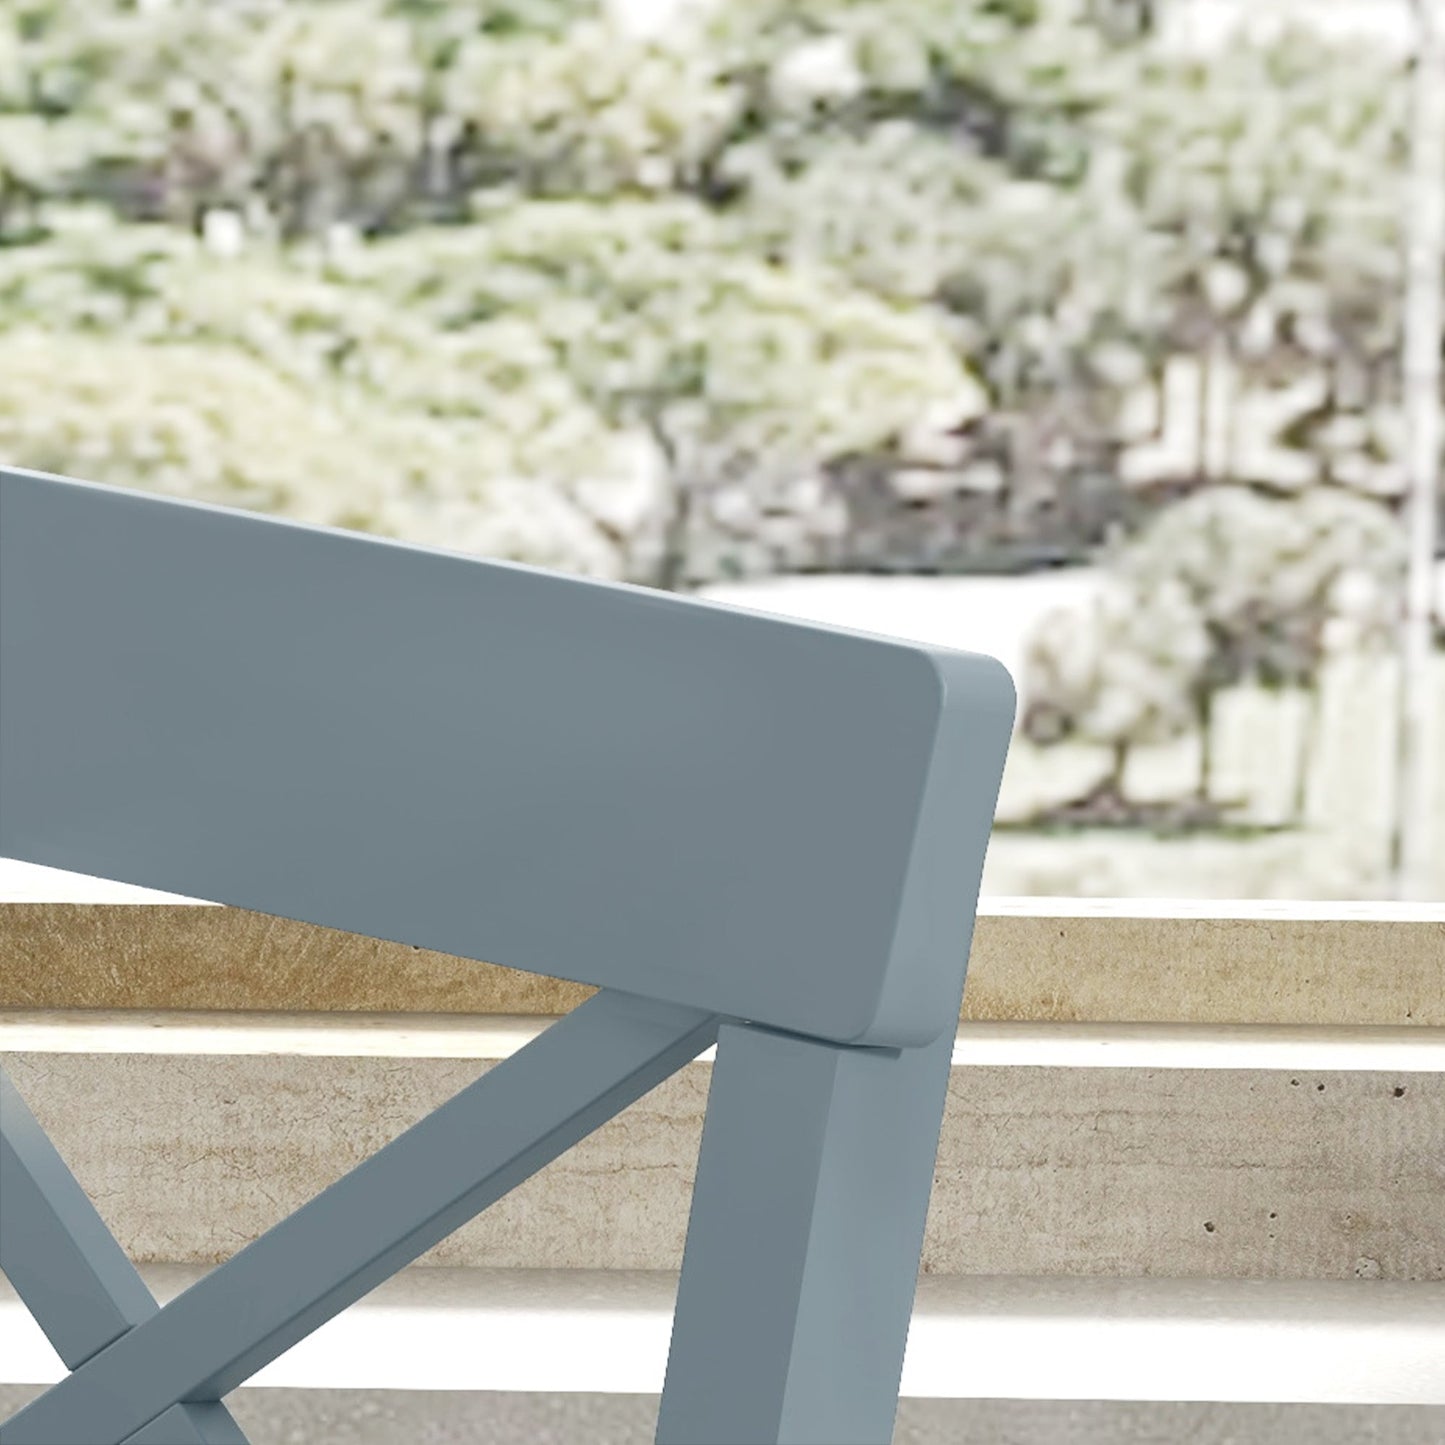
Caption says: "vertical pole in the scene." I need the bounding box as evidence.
[1393,0,1445,900]
[656,1022,954,1445]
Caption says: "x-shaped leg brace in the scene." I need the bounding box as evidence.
[1,992,718,1445]
[0,1069,249,1444]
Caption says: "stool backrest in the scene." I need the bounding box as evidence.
[0,467,1014,1047]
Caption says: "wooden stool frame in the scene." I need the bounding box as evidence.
[0,467,1014,1444]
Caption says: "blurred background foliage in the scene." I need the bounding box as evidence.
[1,0,1440,893]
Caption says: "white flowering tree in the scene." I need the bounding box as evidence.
[1022,577,1210,814]
[0,0,1431,599]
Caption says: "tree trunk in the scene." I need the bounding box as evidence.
[1391,0,1445,900]
[653,426,694,593]
[656,483,693,592]
[1293,684,1322,827]
[1195,685,1216,804]
[1201,331,1234,481]
[1106,739,1129,800]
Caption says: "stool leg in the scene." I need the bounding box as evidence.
[657,1021,954,1445]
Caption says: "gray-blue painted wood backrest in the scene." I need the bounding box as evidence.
[0,466,1014,1048]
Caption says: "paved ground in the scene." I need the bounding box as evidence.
[3,1387,1442,1444]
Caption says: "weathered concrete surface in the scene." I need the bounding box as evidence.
[1,1386,1442,1445]
[1,903,1441,1025]
[3,1051,1439,1281]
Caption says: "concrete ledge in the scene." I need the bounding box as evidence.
[2,889,1442,1025]
[4,1266,1442,1404]
[4,1039,1440,1281]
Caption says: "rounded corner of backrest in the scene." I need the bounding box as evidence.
[934,648,1018,733]
[858,644,1017,1049]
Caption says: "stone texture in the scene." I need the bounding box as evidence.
[4,1052,1440,1281]
[925,1064,1445,1282]
[1,905,1440,1026]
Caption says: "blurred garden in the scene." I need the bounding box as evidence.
[1,0,1441,898]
